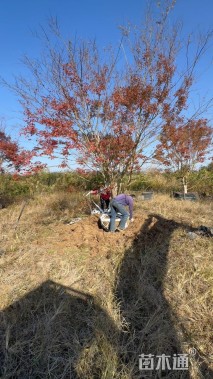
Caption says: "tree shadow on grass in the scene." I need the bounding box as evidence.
[114,214,213,379]
[0,215,212,379]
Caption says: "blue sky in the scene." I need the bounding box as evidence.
[0,0,213,170]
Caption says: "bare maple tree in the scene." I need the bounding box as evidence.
[154,118,212,194]
[3,0,213,192]
[154,119,212,172]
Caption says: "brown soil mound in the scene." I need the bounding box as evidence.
[38,213,144,257]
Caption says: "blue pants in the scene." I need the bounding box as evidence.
[109,199,129,232]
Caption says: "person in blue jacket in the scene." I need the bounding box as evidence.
[109,194,134,232]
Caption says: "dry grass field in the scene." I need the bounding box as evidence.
[0,193,212,378]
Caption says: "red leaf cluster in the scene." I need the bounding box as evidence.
[155,119,212,171]
[0,130,33,173]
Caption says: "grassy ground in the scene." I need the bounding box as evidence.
[0,192,212,378]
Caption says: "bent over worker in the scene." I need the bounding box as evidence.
[109,194,134,232]
[90,186,111,211]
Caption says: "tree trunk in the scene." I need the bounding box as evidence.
[182,177,188,199]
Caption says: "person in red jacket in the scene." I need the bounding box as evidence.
[90,186,111,211]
